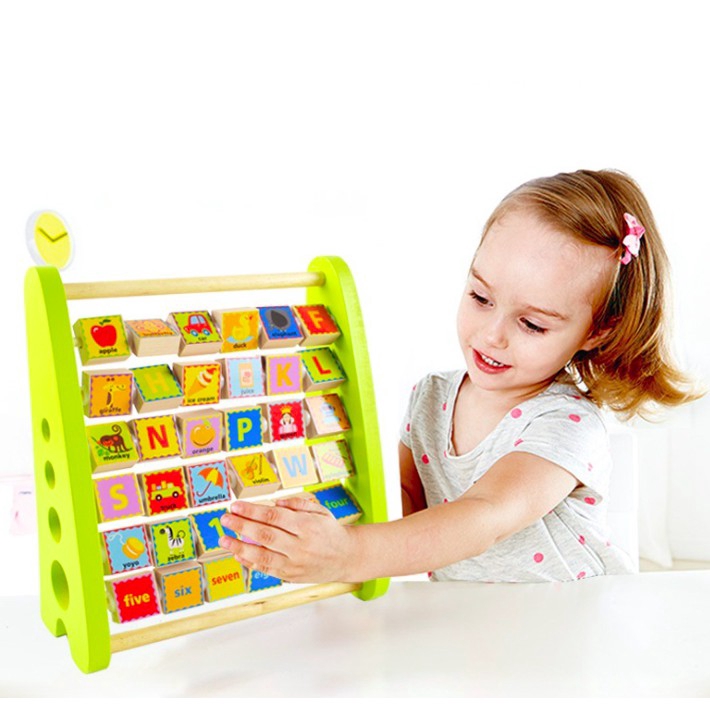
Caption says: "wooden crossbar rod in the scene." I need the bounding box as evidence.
[109,582,361,653]
[64,271,326,300]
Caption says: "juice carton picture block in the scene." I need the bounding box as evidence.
[86,421,140,473]
[300,348,346,392]
[124,318,180,357]
[82,370,133,418]
[154,563,204,614]
[94,473,144,523]
[227,452,281,499]
[173,361,221,406]
[131,414,181,461]
[224,406,264,451]
[141,467,189,516]
[131,364,184,413]
[271,445,319,489]
[168,310,222,356]
[101,525,153,575]
[212,308,260,353]
[201,556,247,602]
[221,356,265,399]
[265,354,302,396]
[73,315,130,365]
[176,409,223,458]
[190,507,238,556]
[305,394,351,438]
[106,571,161,624]
[150,517,197,567]
[258,306,303,349]
[311,439,356,483]
[248,569,282,593]
[265,400,305,442]
[293,304,341,346]
[313,484,362,524]
[186,460,231,507]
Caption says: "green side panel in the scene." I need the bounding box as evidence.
[25,266,111,673]
[307,256,390,602]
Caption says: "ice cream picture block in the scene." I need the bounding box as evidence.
[175,409,223,458]
[227,452,281,498]
[86,421,140,473]
[124,318,180,357]
[154,563,204,614]
[221,356,265,398]
[186,460,231,507]
[258,306,303,348]
[94,473,144,523]
[265,354,302,396]
[83,370,133,418]
[201,556,247,602]
[293,304,341,346]
[106,571,161,624]
[311,439,356,483]
[212,308,259,353]
[131,364,183,413]
[304,393,351,438]
[313,484,362,524]
[271,445,319,489]
[101,525,152,575]
[131,414,181,461]
[223,406,264,451]
[73,315,130,365]
[173,361,221,406]
[300,348,346,392]
[168,310,222,356]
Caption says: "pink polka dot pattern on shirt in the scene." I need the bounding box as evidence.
[442,402,447,411]
[533,552,544,563]
[511,408,522,419]
[569,414,581,423]
[406,423,411,432]
[421,454,430,464]
[579,535,586,545]
[584,497,596,506]
[577,571,586,580]
[514,439,523,447]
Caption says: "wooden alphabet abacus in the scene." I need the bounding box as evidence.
[25,256,389,673]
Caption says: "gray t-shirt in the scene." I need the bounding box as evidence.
[400,370,635,582]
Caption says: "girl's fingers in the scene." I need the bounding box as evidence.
[219,536,287,580]
[220,510,296,555]
[274,495,333,517]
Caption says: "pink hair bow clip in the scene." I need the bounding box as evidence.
[620,212,645,265]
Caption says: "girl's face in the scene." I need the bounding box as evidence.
[457,208,615,400]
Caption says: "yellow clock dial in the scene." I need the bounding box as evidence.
[26,211,73,270]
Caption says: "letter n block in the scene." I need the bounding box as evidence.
[132,415,181,461]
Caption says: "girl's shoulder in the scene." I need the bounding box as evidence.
[524,381,608,432]
[409,369,465,401]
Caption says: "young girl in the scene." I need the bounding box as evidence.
[219,169,699,584]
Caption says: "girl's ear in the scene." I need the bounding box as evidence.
[579,320,617,353]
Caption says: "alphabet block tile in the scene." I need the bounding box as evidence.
[265,354,302,396]
[102,524,153,575]
[201,555,247,602]
[300,348,346,392]
[258,306,303,348]
[150,517,196,567]
[175,408,223,458]
[313,484,362,524]
[131,414,181,461]
[124,318,180,357]
[190,507,238,556]
[141,467,189,516]
[106,571,161,624]
[221,356,265,398]
[248,569,282,593]
[168,310,222,356]
[86,421,140,473]
[227,452,281,498]
[293,305,341,346]
[265,400,305,442]
[173,361,221,407]
[224,406,264,451]
[212,308,260,353]
[271,445,319,489]
[73,315,130,366]
[94,473,144,523]
[186,460,231,507]
[82,370,133,418]
[155,563,204,614]
[131,364,184,413]
[311,439,356,483]
[305,394,351,438]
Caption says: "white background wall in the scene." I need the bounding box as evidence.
[1,1,709,593]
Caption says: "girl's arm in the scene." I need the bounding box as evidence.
[400,441,427,516]
[218,451,578,583]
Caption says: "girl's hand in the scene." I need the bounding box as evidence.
[219,497,359,584]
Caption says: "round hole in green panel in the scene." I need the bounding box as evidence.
[48,507,61,542]
[51,561,69,610]
[41,419,50,442]
[45,461,56,489]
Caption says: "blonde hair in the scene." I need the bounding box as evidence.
[482,169,702,420]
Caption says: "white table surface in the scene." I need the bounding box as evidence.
[2,572,710,697]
